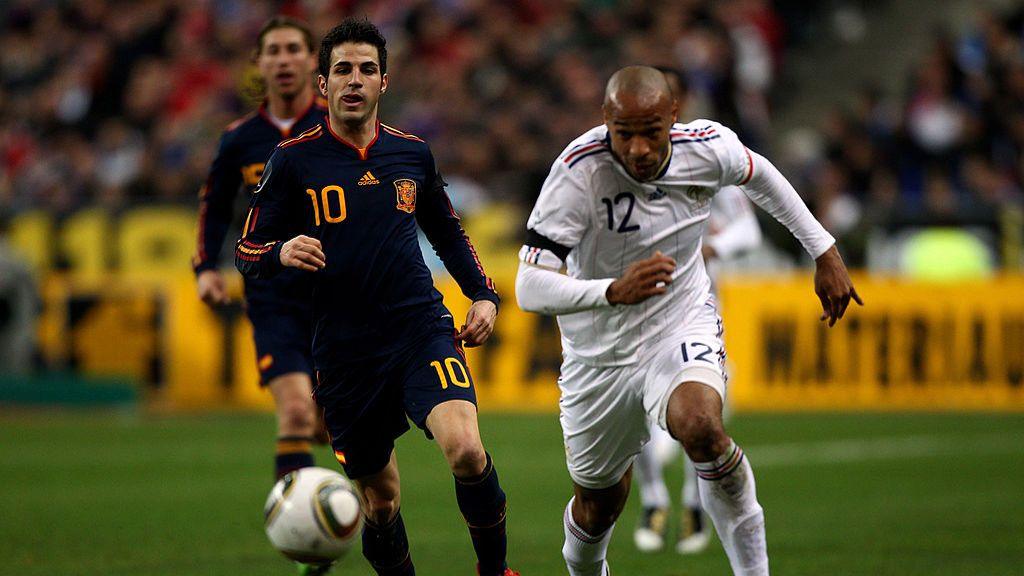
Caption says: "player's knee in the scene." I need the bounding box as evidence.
[277,396,316,435]
[574,493,624,535]
[676,412,729,462]
[443,439,487,478]
[362,492,399,526]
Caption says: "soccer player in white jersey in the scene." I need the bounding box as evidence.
[515,66,861,576]
[633,184,763,555]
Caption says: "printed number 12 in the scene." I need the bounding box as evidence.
[601,192,640,233]
[681,341,714,363]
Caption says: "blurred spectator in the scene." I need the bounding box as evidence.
[8,0,1019,270]
[0,0,786,215]
[785,5,1024,265]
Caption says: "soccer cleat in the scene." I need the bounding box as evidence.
[633,506,668,552]
[296,562,334,575]
[676,506,713,555]
[476,566,520,576]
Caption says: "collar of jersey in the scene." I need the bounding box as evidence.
[324,116,380,161]
[258,96,318,139]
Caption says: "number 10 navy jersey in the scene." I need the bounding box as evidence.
[235,118,499,369]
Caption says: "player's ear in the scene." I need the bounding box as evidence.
[671,99,679,123]
[380,73,388,94]
[318,75,328,97]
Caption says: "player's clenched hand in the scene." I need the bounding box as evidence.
[280,235,326,271]
[456,300,497,348]
[814,245,863,327]
[606,251,676,305]
[197,270,229,307]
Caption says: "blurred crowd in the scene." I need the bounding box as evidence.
[3,0,1022,266]
[0,0,785,217]
[793,5,1024,263]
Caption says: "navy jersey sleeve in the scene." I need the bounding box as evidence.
[234,149,299,279]
[415,153,500,307]
[194,131,241,274]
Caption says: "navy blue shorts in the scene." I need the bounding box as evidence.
[314,323,477,479]
[247,302,314,386]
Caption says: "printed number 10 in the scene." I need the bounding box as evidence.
[306,185,347,226]
[431,357,470,389]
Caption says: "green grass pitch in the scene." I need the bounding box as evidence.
[1,411,1022,575]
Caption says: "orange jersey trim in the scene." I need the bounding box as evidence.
[381,123,425,143]
[278,125,323,149]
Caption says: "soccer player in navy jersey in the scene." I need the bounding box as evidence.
[235,19,518,576]
[193,17,327,482]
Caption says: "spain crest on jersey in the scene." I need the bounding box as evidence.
[394,179,417,213]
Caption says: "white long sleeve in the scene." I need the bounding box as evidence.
[515,261,615,316]
[740,151,835,259]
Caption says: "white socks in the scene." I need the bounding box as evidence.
[562,498,614,576]
[682,456,700,510]
[634,441,670,509]
[694,441,769,576]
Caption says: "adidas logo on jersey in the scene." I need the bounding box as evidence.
[358,171,380,186]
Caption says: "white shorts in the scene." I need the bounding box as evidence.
[558,301,727,489]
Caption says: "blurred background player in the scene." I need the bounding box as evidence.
[235,18,517,576]
[632,68,764,555]
[192,16,327,481]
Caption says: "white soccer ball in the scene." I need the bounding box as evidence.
[264,467,363,565]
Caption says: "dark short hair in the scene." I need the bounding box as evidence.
[256,16,315,55]
[318,18,387,77]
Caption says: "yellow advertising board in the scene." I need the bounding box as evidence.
[718,275,1024,411]
[39,272,1024,413]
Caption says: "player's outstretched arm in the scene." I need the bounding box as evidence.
[736,149,862,326]
[416,168,500,309]
[814,245,863,326]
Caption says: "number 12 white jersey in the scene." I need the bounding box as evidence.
[521,120,771,367]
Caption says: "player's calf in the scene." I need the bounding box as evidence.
[562,474,630,576]
[362,511,414,576]
[428,401,510,576]
[571,475,630,536]
[455,452,508,576]
[355,456,415,575]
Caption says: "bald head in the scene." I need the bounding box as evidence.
[602,66,678,182]
[603,65,674,113]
